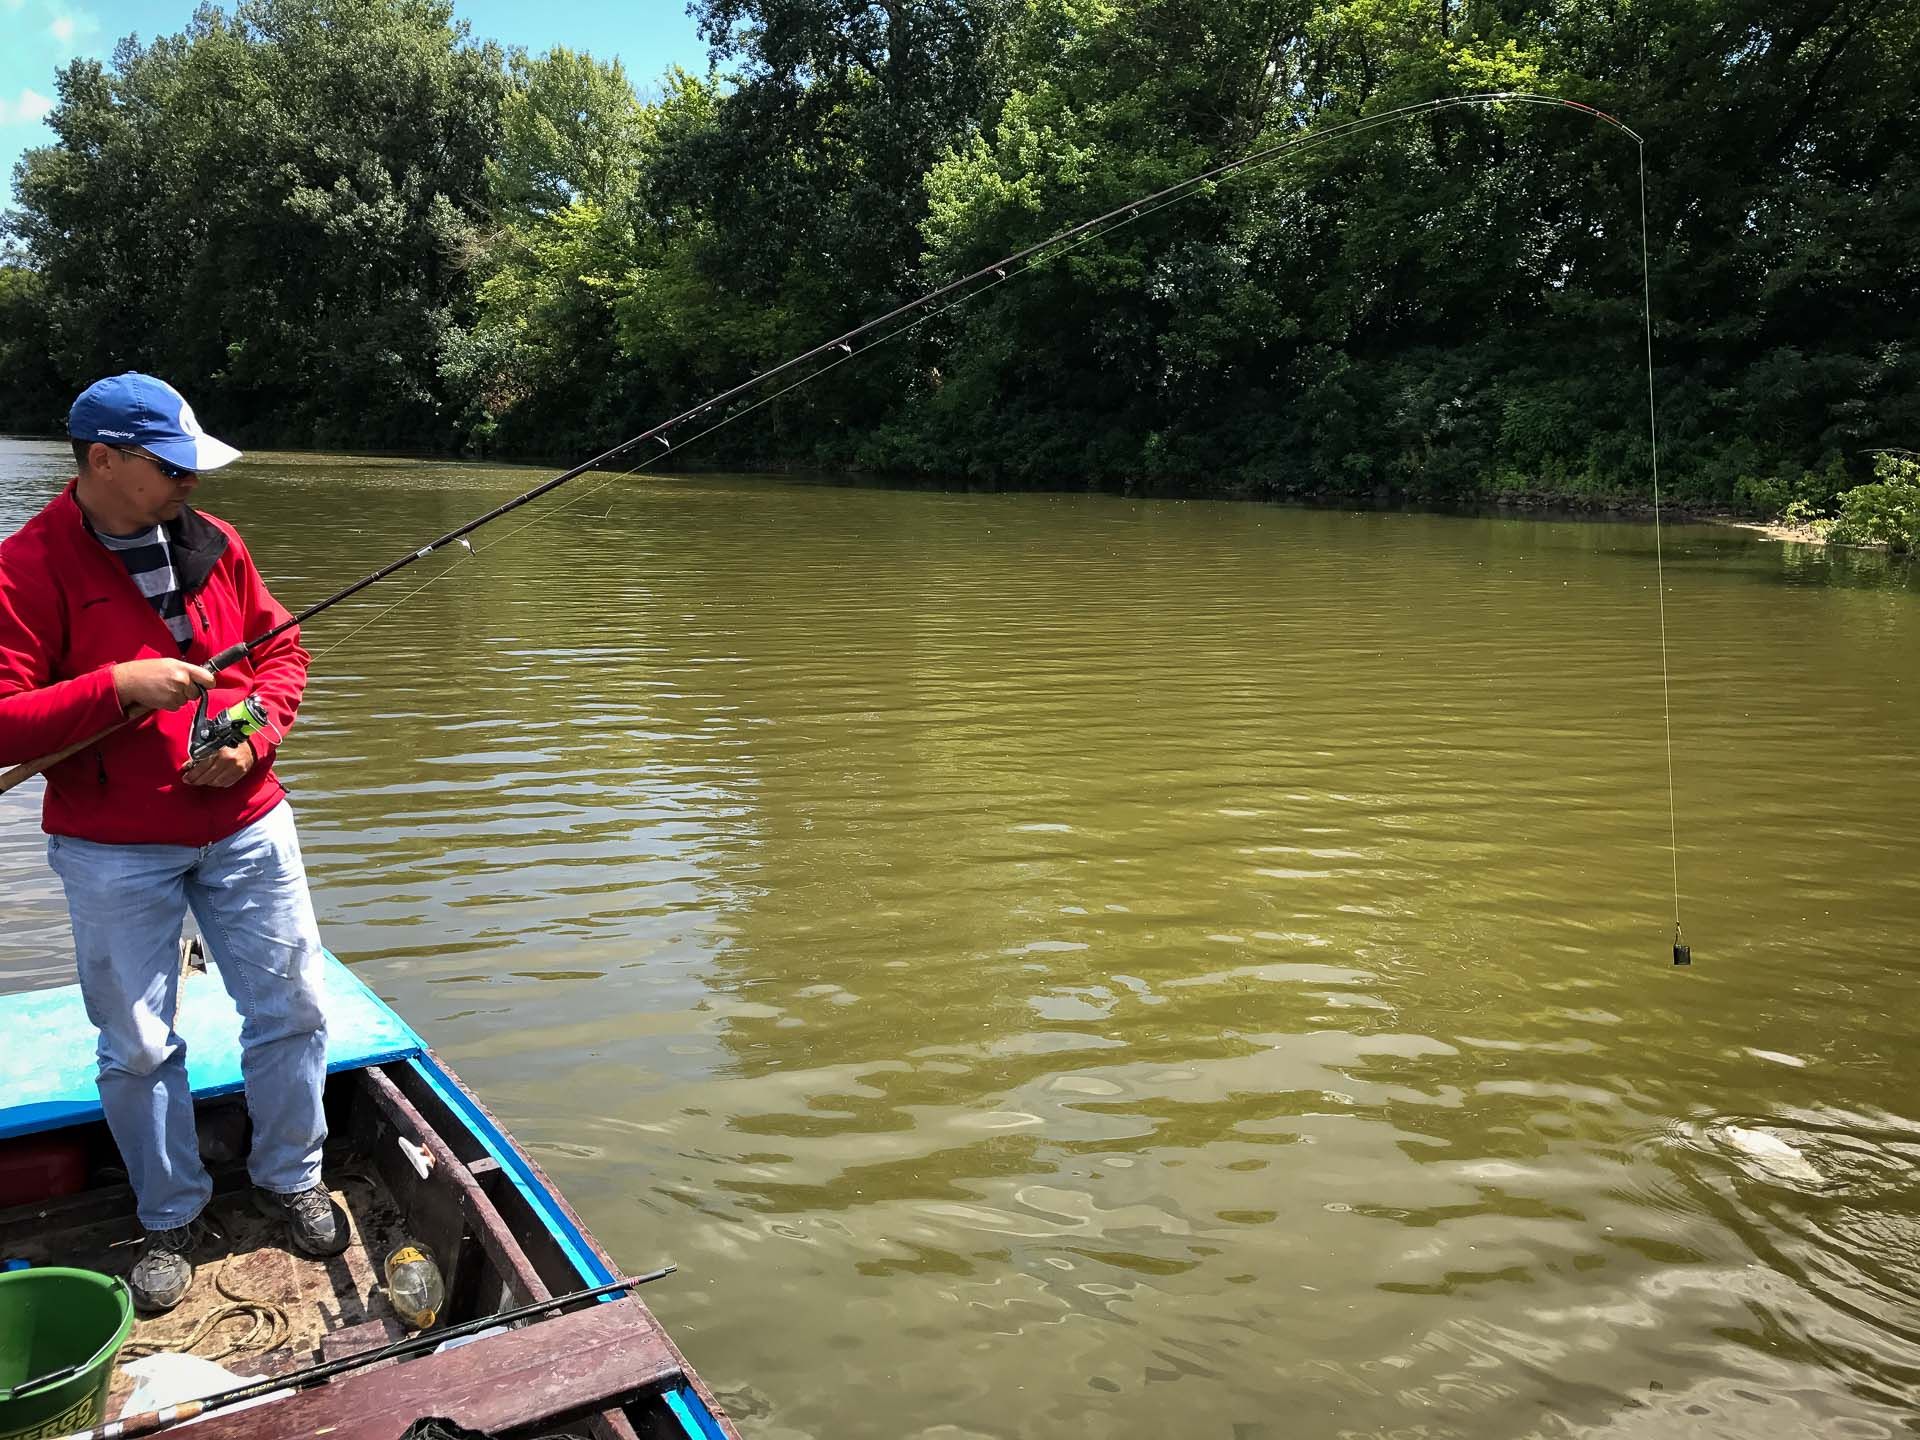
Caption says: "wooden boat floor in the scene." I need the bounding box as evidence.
[6,1172,412,1412]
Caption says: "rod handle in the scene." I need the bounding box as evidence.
[57,1397,208,1440]
[1,642,245,798]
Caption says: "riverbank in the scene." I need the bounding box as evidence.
[709,466,1764,526]
[1709,515,1836,545]
[0,429,1853,537]
[1705,514,1913,554]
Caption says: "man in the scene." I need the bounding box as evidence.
[0,372,345,1313]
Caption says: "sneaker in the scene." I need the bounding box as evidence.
[130,1218,211,1314]
[255,1183,351,1257]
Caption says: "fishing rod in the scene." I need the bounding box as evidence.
[52,1267,674,1440]
[3,88,1682,963]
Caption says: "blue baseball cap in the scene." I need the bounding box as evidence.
[68,372,242,473]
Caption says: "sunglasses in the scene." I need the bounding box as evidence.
[112,446,197,482]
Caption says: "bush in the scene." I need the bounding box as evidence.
[1734,455,1847,519]
[1780,499,1830,534]
[1827,455,1920,553]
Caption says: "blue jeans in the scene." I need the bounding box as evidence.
[47,801,328,1230]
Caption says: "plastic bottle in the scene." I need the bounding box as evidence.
[384,1243,445,1329]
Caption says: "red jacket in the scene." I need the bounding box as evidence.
[0,482,309,846]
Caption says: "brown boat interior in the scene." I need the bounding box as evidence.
[0,1059,718,1440]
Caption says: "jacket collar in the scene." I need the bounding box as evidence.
[59,480,229,592]
[167,504,228,593]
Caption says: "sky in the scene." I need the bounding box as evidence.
[0,0,713,208]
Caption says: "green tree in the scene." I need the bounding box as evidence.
[7,0,1914,505]
[9,0,505,449]
[440,47,660,456]
[616,0,1008,464]
[882,0,1920,502]
[0,260,67,432]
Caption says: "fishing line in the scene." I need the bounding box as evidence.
[5,88,1690,962]
[275,92,1654,643]
[494,96,1684,962]
[276,91,1645,648]
[310,542,476,661]
[1639,146,1686,965]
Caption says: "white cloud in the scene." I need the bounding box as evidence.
[0,88,56,126]
[46,6,99,56]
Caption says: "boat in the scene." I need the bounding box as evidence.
[0,948,738,1440]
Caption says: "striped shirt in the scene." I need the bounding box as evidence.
[94,525,195,649]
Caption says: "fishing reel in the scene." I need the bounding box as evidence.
[189,689,271,763]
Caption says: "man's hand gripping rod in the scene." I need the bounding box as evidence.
[0,641,251,796]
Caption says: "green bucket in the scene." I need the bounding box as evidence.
[0,1269,135,1440]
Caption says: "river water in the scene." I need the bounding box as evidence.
[3,437,1918,1438]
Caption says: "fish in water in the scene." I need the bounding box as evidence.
[1721,1125,1823,1184]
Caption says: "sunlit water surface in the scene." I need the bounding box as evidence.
[4,437,1918,1438]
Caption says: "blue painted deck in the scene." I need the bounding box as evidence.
[0,952,422,1140]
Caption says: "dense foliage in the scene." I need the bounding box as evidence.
[5,0,1916,508]
[5,0,504,450]
[1825,455,1920,554]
